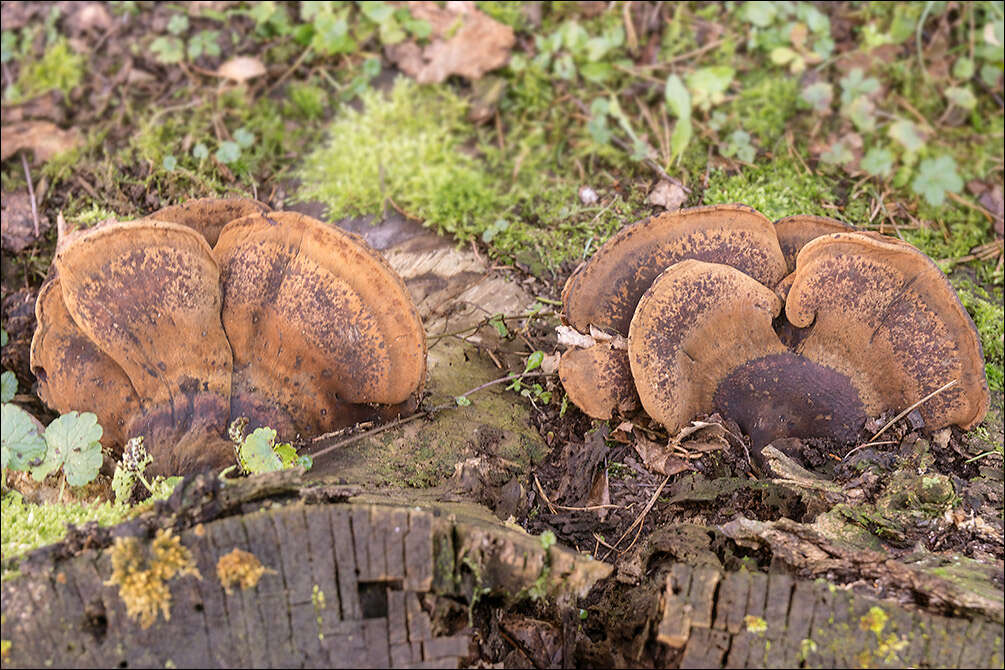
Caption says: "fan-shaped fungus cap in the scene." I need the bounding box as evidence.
[143,197,271,247]
[786,232,989,431]
[628,260,793,437]
[45,220,234,474]
[773,214,855,273]
[213,211,427,438]
[30,278,141,449]
[558,344,637,420]
[562,204,787,335]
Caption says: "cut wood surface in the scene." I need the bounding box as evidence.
[661,562,1004,669]
[0,473,610,669]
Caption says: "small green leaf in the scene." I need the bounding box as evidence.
[525,350,545,373]
[912,156,963,207]
[839,68,880,105]
[150,36,184,64]
[215,141,241,164]
[192,142,208,160]
[945,86,977,110]
[233,127,255,148]
[488,314,509,338]
[664,74,691,121]
[359,1,394,24]
[742,1,777,28]
[952,57,974,80]
[111,463,137,505]
[167,14,189,36]
[686,66,734,110]
[669,118,692,163]
[1,30,17,64]
[273,441,301,468]
[162,155,177,171]
[843,96,876,132]
[188,30,221,60]
[455,395,471,407]
[888,119,925,154]
[539,530,556,550]
[2,403,46,471]
[1,328,7,347]
[861,147,894,177]
[1,370,17,403]
[41,411,103,486]
[239,427,283,474]
[800,81,833,113]
[820,140,854,165]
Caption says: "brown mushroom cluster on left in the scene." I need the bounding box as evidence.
[30,199,427,476]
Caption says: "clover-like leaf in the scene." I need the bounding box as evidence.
[233,127,255,148]
[820,140,854,165]
[38,411,103,486]
[800,81,833,113]
[945,86,977,110]
[239,427,283,474]
[2,403,46,471]
[888,119,925,154]
[839,68,880,105]
[912,156,963,207]
[664,74,691,122]
[215,141,241,164]
[686,66,734,110]
[1,370,16,403]
[861,147,894,178]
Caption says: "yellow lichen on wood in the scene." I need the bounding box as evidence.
[104,528,201,629]
[216,547,273,593]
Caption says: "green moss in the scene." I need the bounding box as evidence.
[13,38,83,101]
[952,279,1005,391]
[704,158,846,221]
[296,78,503,242]
[732,73,800,148]
[1,491,128,578]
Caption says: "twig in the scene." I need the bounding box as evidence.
[266,46,313,96]
[20,153,39,237]
[534,475,558,514]
[601,474,670,561]
[532,477,623,512]
[946,190,996,222]
[843,379,959,460]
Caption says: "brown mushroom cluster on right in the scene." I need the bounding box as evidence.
[559,204,990,450]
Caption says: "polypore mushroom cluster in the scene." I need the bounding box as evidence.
[559,204,989,449]
[30,199,426,475]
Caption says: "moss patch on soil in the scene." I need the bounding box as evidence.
[312,338,547,489]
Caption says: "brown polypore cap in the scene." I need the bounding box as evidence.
[30,278,141,450]
[786,232,990,431]
[214,211,427,438]
[773,214,855,273]
[52,220,234,473]
[628,260,787,434]
[143,197,271,247]
[562,204,786,335]
[558,344,638,420]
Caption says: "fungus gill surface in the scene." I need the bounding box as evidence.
[560,204,990,450]
[30,199,427,476]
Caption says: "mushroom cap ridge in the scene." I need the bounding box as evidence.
[562,204,786,335]
[787,232,990,431]
[214,211,427,438]
[52,219,235,474]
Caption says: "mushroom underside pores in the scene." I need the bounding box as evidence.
[30,199,427,476]
[559,204,990,450]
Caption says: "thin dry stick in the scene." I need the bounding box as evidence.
[603,474,670,560]
[843,379,959,460]
[532,477,623,512]
[20,153,39,237]
[534,475,558,515]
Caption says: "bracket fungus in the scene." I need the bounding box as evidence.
[560,204,989,451]
[30,199,426,475]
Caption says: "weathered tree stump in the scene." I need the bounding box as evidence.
[659,562,1004,669]
[1,473,610,668]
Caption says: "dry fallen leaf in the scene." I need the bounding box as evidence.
[633,433,691,476]
[540,351,561,375]
[556,324,596,349]
[1,191,50,253]
[1,121,82,164]
[648,179,688,210]
[385,1,515,83]
[215,56,266,83]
